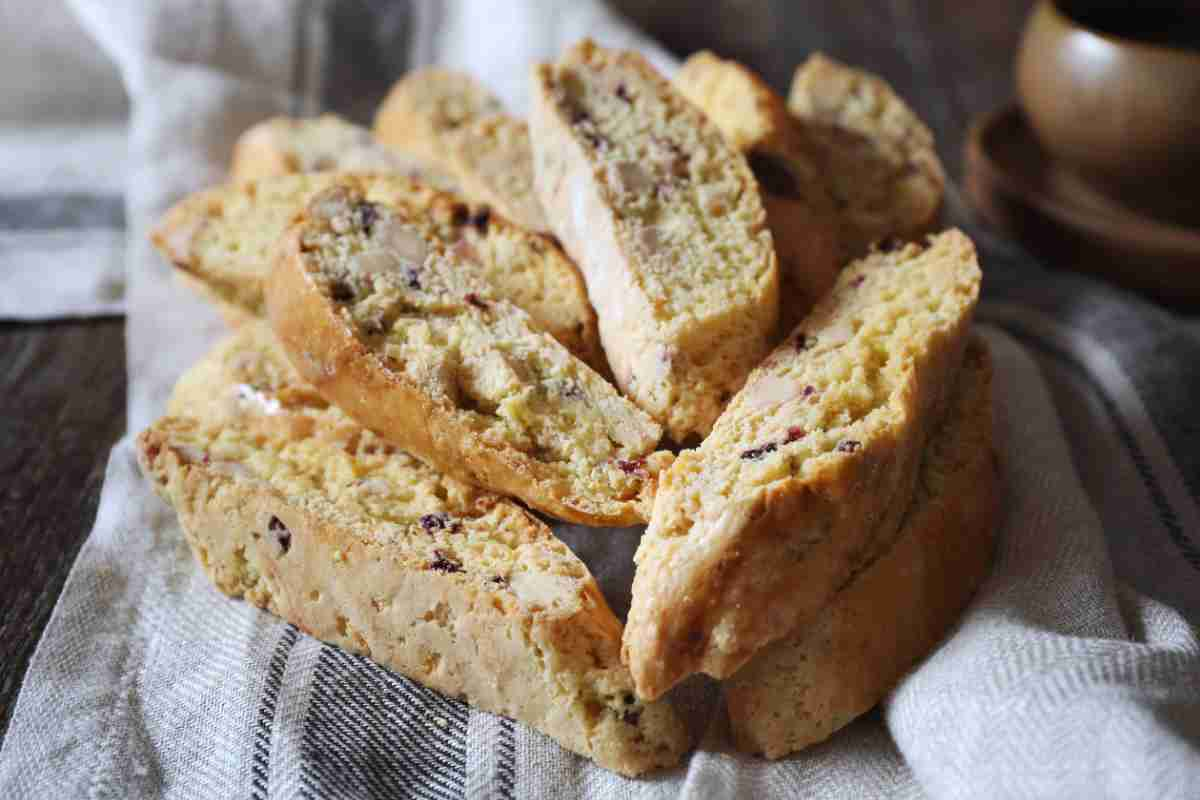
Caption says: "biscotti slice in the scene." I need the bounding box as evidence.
[374,68,505,168]
[229,114,456,191]
[266,182,667,526]
[444,113,549,233]
[530,39,779,442]
[788,53,946,260]
[152,173,605,370]
[726,337,997,758]
[675,51,840,334]
[375,70,549,233]
[623,230,981,699]
[137,417,688,773]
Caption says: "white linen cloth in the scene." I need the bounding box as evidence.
[2,1,1198,797]
[0,0,128,318]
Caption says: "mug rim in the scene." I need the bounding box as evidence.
[1047,0,1200,64]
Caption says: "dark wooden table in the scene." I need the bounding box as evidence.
[0,0,1035,744]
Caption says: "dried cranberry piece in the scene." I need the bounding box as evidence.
[329,280,355,302]
[570,108,591,126]
[616,457,646,475]
[429,550,463,573]
[802,385,816,398]
[740,442,777,460]
[470,208,490,234]
[464,292,489,309]
[355,202,380,236]
[747,151,799,198]
[269,516,291,554]
[420,513,460,534]
[404,267,421,290]
[836,440,861,453]
[620,707,642,726]
[490,575,509,587]
[784,426,806,443]
[582,130,608,151]
[615,83,632,104]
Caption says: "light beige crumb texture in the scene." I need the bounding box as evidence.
[139,326,688,774]
[229,114,456,190]
[266,182,669,526]
[375,69,550,234]
[531,39,779,443]
[725,337,997,758]
[448,113,549,233]
[374,68,506,166]
[675,51,841,334]
[623,230,981,699]
[788,53,946,260]
[151,172,605,370]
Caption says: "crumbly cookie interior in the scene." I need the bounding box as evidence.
[297,186,661,500]
[664,235,979,517]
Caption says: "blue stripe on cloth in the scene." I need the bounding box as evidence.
[299,646,468,800]
[496,717,516,800]
[0,193,124,231]
[252,625,300,800]
[994,320,1200,573]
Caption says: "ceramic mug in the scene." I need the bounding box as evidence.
[1016,0,1200,226]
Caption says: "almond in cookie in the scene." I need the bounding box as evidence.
[623,230,981,699]
[530,39,779,442]
[266,182,668,526]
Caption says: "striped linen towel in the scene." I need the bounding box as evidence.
[1,1,1197,797]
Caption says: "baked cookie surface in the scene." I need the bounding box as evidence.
[152,173,604,370]
[789,53,946,260]
[266,183,667,526]
[725,337,997,758]
[375,69,549,233]
[374,68,506,167]
[623,230,981,699]
[229,114,456,190]
[531,39,779,442]
[675,51,840,334]
[140,323,688,776]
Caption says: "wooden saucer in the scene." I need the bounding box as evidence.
[964,104,1200,308]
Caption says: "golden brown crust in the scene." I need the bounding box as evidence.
[136,412,689,776]
[265,185,665,526]
[623,231,981,699]
[788,53,946,260]
[725,338,997,757]
[675,51,841,334]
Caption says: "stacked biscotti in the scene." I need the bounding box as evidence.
[141,37,992,775]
